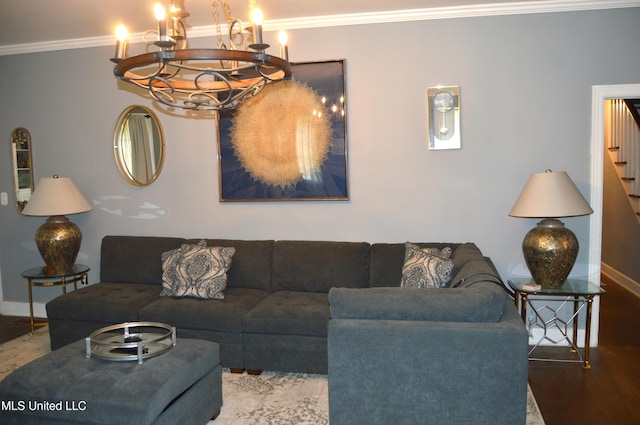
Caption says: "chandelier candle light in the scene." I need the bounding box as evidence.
[111,0,292,112]
[509,170,593,288]
[22,176,92,275]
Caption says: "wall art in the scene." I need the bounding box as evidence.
[218,59,348,201]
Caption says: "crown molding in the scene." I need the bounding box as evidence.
[1,0,638,56]
[270,0,640,30]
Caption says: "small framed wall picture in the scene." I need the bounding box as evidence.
[427,86,461,150]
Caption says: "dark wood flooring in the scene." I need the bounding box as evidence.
[528,275,640,425]
[1,277,639,424]
[0,316,37,343]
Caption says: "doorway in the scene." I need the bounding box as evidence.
[588,83,640,344]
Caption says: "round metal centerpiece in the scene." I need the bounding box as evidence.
[86,322,176,364]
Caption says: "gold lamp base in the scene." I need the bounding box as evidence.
[522,218,579,288]
[34,215,82,275]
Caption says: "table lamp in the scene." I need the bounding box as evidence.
[509,170,593,287]
[22,175,92,275]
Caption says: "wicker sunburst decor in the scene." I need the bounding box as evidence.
[230,80,331,188]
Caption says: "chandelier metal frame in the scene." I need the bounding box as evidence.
[111,1,292,112]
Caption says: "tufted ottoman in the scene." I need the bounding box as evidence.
[0,338,222,425]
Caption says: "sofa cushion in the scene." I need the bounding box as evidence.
[329,286,505,323]
[160,244,235,299]
[46,283,161,323]
[243,291,330,336]
[139,287,268,334]
[401,243,454,288]
[186,239,274,292]
[100,236,186,284]
[370,243,461,288]
[272,241,370,292]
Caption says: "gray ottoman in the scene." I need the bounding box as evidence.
[0,338,222,425]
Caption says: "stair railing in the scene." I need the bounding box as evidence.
[606,99,640,219]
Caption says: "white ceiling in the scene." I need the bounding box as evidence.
[0,0,636,50]
[0,0,564,47]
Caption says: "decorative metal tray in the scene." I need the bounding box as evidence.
[86,322,176,364]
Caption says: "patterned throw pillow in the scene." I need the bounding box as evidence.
[160,242,236,299]
[401,243,454,289]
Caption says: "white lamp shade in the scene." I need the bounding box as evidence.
[22,176,92,216]
[509,170,593,218]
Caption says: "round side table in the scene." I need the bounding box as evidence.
[21,264,90,334]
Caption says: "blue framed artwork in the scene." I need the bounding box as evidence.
[218,59,348,201]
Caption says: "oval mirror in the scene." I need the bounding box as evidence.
[11,127,34,212]
[113,105,165,186]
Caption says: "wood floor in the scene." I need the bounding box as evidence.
[528,276,640,425]
[1,277,639,424]
[0,316,37,344]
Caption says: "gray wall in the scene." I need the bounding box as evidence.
[1,8,640,307]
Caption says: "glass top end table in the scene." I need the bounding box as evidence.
[508,278,605,297]
[22,264,90,335]
[22,264,90,280]
[508,278,605,369]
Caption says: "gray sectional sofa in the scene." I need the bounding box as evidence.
[46,236,526,380]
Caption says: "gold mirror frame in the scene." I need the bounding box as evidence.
[11,127,34,212]
[113,105,165,186]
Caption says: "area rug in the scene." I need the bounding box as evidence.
[0,326,50,381]
[0,328,544,424]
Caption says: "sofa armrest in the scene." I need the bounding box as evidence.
[449,257,505,288]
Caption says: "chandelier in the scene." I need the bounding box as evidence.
[111,0,292,112]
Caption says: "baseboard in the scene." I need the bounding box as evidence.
[1,301,47,318]
[601,262,640,298]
